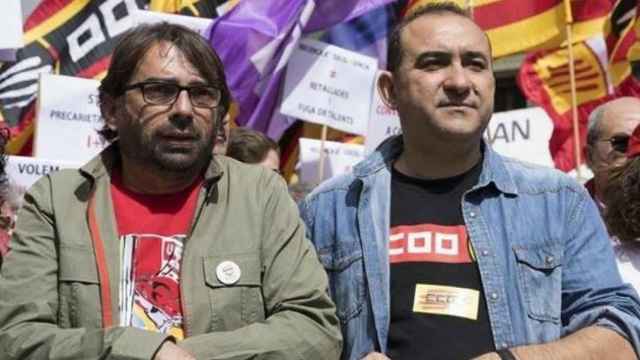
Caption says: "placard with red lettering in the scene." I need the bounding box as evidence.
[281,38,378,135]
[34,74,106,163]
[364,71,401,153]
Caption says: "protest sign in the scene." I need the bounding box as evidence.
[130,9,213,35]
[365,71,401,153]
[281,38,378,135]
[34,74,106,163]
[0,1,24,61]
[298,138,365,183]
[6,155,81,194]
[364,103,554,167]
[486,107,554,167]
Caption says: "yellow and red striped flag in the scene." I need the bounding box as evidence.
[518,38,614,171]
[404,0,613,58]
[518,0,640,172]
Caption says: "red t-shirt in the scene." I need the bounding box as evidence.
[111,170,201,340]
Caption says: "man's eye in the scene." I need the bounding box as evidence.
[190,87,213,98]
[145,84,176,98]
[418,59,444,70]
[467,60,487,71]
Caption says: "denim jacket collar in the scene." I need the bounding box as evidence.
[353,135,518,196]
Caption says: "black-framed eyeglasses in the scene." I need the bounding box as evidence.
[599,135,630,154]
[123,81,222,109]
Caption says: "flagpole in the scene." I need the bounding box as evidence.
[317,124,328,184]
[564,0,583,179]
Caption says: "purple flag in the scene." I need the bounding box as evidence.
[207,0,394,140]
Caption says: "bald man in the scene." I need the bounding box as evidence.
[586,97,640,212]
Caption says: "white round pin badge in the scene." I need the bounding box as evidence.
[216,260,241,285]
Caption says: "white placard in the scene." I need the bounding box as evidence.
[131,9,213,35]
[35,74,107,163]
[0,1,23,50]
[281,38,378,135]
[365,71,401,153]
[6,156,81,194]
[485,107,554,167]
[364,101,554,167]
[298,138,365,183]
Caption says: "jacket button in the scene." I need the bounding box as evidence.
[481,250,489,256]
[216,261,241,285]
[469,211,476,218]
[545,256,554,265]
[490,292,498,300]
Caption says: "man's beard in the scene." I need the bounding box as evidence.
[117,116,216,175]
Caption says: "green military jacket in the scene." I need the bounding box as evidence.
[0,144,341,360]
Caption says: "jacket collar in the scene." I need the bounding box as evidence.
[79,142,225,191]
[353,135,518,195]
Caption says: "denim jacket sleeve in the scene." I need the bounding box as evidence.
[560,187,640,355]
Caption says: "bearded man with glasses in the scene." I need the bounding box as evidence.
[0,23,341,360]
[586,97,640,215]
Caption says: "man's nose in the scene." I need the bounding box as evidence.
[173,88,194,115]
[170,89,194,129]
[443,63,472,95]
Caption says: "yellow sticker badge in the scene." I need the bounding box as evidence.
[413,284,480,320]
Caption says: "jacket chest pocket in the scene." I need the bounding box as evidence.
[203,253,265,330]
[513,243,563,324]
[58,246,101,329]
[318,241,365,324]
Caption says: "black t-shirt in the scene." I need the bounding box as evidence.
[387,161,494,360]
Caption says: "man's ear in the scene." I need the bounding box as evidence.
[99,93,119,132]
[378,70,397,110]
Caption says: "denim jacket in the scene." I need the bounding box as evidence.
[300,135,640,360]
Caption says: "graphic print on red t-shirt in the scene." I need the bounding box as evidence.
[121,233,185,339]
[389,224,474,264]
[111,171,201,340]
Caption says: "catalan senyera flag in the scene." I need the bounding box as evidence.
[518,38,614,171]
[0,0,220,155]
[404,0,613,58]
[606,0,638,86]
[518,0,640,172]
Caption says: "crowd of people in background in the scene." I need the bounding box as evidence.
[3,2,640,360]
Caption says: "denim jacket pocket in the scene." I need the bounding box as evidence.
[318,241,365,324]
[203,253,265,328]
[513,243,563,323]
